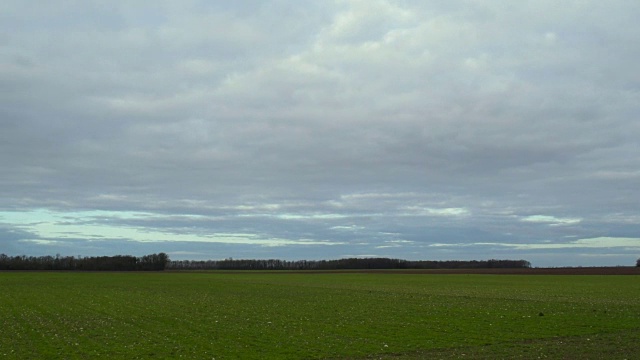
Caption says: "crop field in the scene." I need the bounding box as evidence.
[0,271,638,359]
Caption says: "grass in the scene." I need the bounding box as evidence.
[0,271,638,359]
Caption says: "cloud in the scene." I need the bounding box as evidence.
[402,206,470,217]
[1,1,639,266]
[520,215,582,226]
[431,237,640,250]
[512,237,640,250]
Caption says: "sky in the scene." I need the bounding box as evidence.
[1,1,639,267]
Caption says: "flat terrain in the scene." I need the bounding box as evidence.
[1,271,638,359]
[290,266,640,275]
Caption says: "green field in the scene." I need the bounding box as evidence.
[0,272,638,359]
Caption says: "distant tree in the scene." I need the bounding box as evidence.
[0,253,171,271]
[636,258,640,267]
[166,257,533,271]
[137,252,169,271]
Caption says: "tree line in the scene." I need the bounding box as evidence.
[0,253,169,271]
[168,258,532,270]
[0,253,532,271]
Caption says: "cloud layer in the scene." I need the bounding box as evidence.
[2,1,640,266]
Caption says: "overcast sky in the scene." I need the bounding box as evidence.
[1,1,639,267]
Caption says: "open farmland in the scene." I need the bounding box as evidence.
[0,272,638,359]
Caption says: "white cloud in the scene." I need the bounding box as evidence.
[331,225,364,231]
[402,206,470,217]
[431,237,640,250]
[520,215,581,225]
[18,239,66,246]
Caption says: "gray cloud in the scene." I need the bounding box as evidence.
[1,1,639,266]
